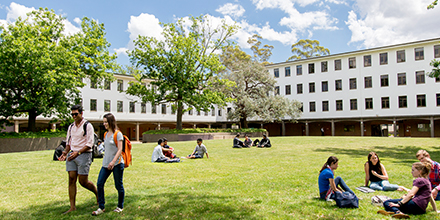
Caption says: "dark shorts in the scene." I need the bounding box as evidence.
[188,154,203,158]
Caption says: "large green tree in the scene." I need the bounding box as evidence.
[0,8,117,131]
[219,46,302,128]
[287,39,330,61]
[126,15,237,130]
[247,34,274,65]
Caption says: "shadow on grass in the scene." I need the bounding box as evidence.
[0,192,259,220]
[314,145,440,164]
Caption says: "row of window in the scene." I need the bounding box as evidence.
[90,79,126,91]
[275,71,432,95]
[274,45,440,77]
[305,94,438,113]
[88,99,223,116]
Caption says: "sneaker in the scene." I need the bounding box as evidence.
[113,207,123,213]
[92,208,104,216]
[392,213,410,219]
[377,210,394,216]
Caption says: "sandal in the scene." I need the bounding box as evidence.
[392,213,410,219]
[92,208,104,216]
[113,207,123,213]
[377,210,394,216]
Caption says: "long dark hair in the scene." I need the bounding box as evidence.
[103,113,118,132]
[367,152,382,172]
[320,156,338,173]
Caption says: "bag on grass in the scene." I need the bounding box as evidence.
[53,140,66,161]
[371,195,391,206]
[104,130,132,168]
[334,191,359,208]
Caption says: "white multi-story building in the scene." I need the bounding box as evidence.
[266,37,440,137]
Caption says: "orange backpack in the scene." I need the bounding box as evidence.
[104,130,132,168]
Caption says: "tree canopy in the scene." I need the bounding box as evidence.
[0,8,117,131]
[247,34,274,65]
[126,15,238,130]
[287,39,330,61]
[428,0,438,9]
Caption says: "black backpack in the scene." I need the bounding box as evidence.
[53,140,66,161]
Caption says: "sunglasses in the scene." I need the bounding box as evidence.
[71,113,79,117]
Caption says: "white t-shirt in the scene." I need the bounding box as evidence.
[151,145,166,162]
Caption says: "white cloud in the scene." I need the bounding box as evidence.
[73,17,81,24]
[114,47,128,56]
[325,0,348,5]
[127,13,163,47]
[216,3,245,18]
[346,0,440,48]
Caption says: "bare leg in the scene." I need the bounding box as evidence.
[64,171,78,214]
[78,175,98,205]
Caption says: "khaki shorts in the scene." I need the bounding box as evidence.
[66,152,92,175]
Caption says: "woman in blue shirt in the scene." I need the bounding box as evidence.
[318,156,354,200]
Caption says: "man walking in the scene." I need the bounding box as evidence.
[59,105,98,214]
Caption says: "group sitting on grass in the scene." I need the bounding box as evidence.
[319,150,440,219]
[232,133,271,148]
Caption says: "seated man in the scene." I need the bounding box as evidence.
[233,133,245,148]
[152,139,170,162]
[244,134,253,148]
[186,138,209,159]
[416,150,440,200]
[162,138,177,158]
[257,134,271,148]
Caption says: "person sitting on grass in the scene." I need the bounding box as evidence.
[257,134,271,148]
[416,150,440,201]
[378,162,439,218]
[365,152,401,191]
[244,134,253,148]
[318,156,354,201]
[233,133,245,148]
[162,138,177,158]
[186,138,209,159]
[151,139,170,162]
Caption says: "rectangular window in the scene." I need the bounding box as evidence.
[334,59,341,70]
[296,65,302,75]
[300,102,303,112]
[308,63,315,74]
[204,111,208,116]
[321,61,328,72]
[117,80,123,91]
[336,100,343,111]
[309,82,315,93]
[129,102,135,113]
[172,106,176,115]
[397,50,406,63]
[227,107,231,114]
[197,110,201,116]
[349,78,357,90]
[380,75,389,87]
[117,101,123,112]
[104,100,110,112]
[285,67,291,77]
[381,97,390,109]
[151,104,157,114]
[364,55,371,67]
[212,109,215,116]
[285,85,291,95]
[90,79,98,89]
[365,98,373,109]
[437,94,440,106]
[435,45,440,58]
[274,68,279,78]
[417,94,426,107]
[104,80,111,90]
[350,99,357,110]
[416,71,425,84]
[309,102,316,112]
[417,124,430,132]
[349,57,356,69]
[399,96,407,108]
[275,86,280,95]
[188,108,193,115]
[218,109,222,116]
[415,47,424,60]
[90,99,97,111]
[364,76,372,88]
[141,103,146,113]
[322,81,328,92]
[297,84,303,94]
[162,104,167,114]
[322,101,329,112]
[398,73,406,85]
[380,53,388,65]
[335,79,342,91]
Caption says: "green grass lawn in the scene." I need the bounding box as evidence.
[1,137,440,219]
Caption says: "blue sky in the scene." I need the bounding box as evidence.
[1,0,439,66]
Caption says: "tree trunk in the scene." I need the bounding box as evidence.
[240,114,248,128]
[176,101,183,130]
[28,109,38,132]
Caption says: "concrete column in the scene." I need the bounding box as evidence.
[136,123,140,142]
[281,121,285,136]
[51,123,56,132]
[14,120,19,133]
[157,123,161,130]
[260,123,264,128]
[208,124,211,129]
[431,116,435,138]
[331,120,335,136]
[393,120,397,137]
[305,121,309,136]
[360,120,364,137]
[193,123,197,129]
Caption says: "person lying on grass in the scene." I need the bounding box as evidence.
[365,152,401,191]
[186,138,209,159]
[377,162,439,218]
[416,150,440,201]
[318,156,354,201]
